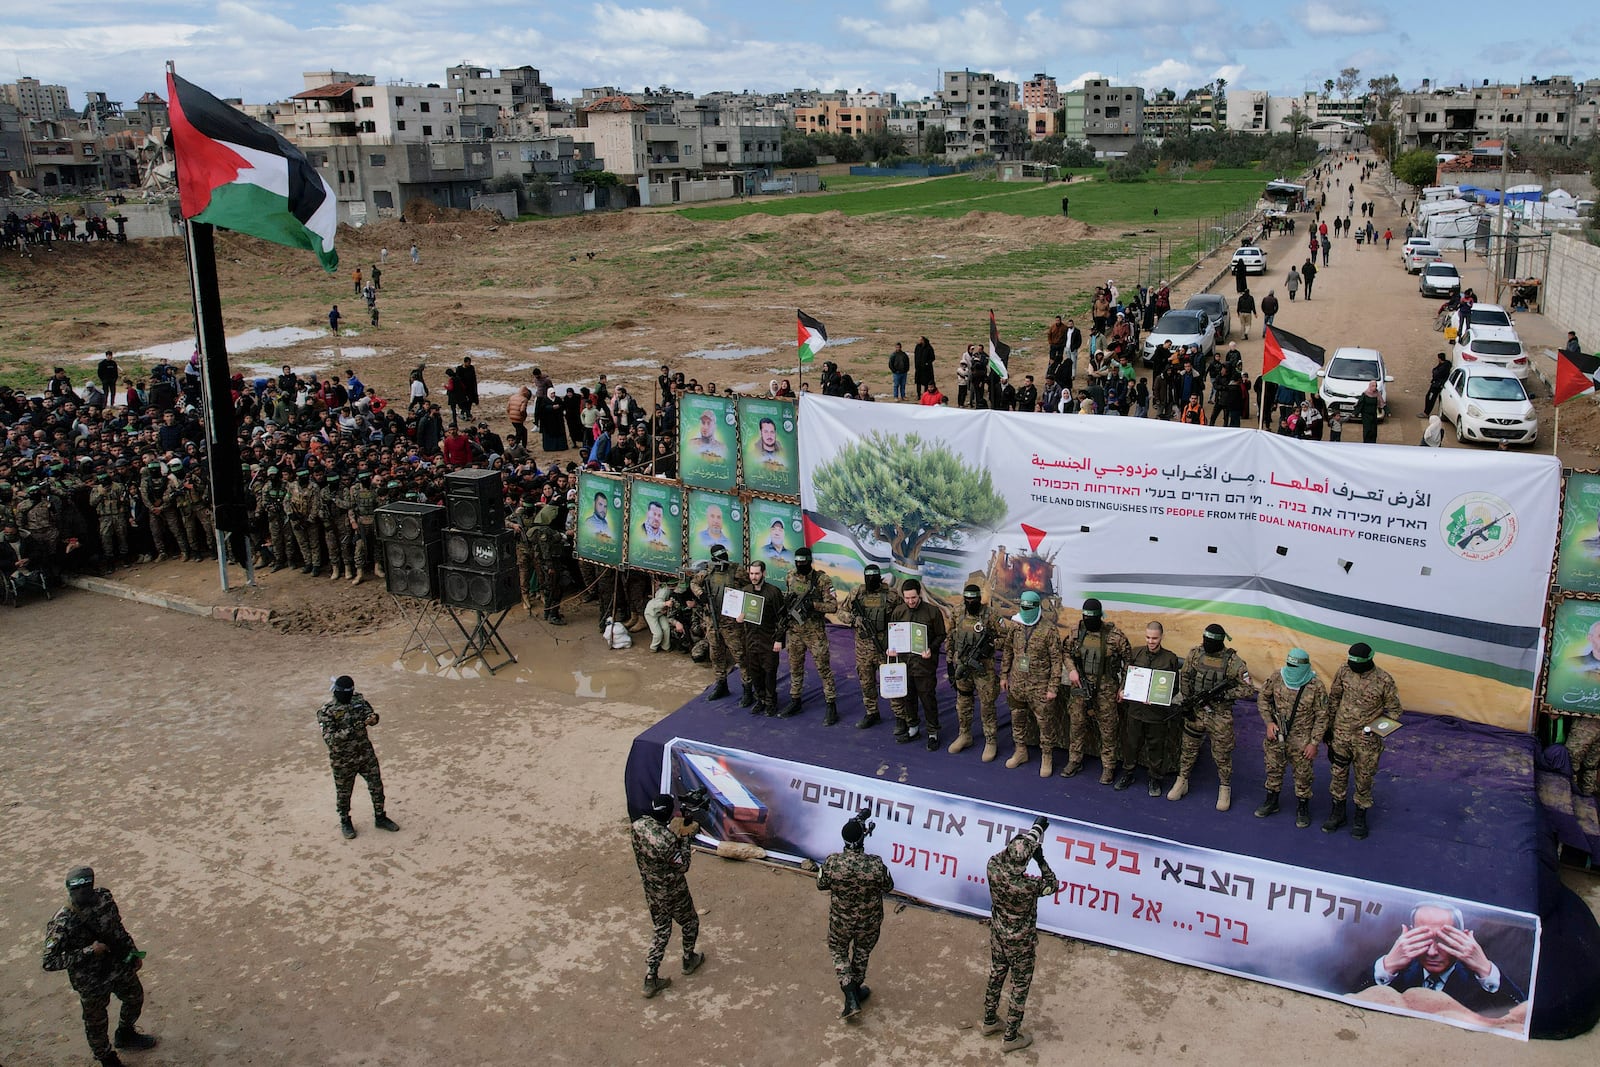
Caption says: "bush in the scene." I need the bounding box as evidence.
[1106,159,1145,182]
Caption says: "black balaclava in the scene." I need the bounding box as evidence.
[863,564,881,593]
[331,675,355,704]
[650,794,675,824]
[963,584,983,616]
[1202,623,1228,656]
[1082,597,1103,632]
[794,547,813,575]
[1348,642,1375,674]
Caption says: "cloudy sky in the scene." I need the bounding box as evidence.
[5,0,1595,111]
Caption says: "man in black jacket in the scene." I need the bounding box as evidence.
[1421,352,1450,417]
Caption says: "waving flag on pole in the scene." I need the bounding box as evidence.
[1261,324,1325,395]
[797,310,828,365]
[987,309,1011,380]
[1555,347,1600,405]
[166,71,339,271]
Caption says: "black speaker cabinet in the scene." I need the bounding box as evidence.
[375,500,445,543]
[384,540,443,598]
[439,562,521,613]
[445,469,505,533]
[444,528,518,570]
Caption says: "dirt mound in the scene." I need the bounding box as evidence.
[269,590,401,636]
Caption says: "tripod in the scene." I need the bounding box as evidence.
[448,607,517,673]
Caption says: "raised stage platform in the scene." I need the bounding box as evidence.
[625,629,1600,1041]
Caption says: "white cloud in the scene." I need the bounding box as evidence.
[1296,1,1388,37]
[591,4,711,48]
[1240,20,1289,49]
[1061,0,1214,30]
[1133,58,1205,90]
[881,0,929,15]
[1063,71,1108,91]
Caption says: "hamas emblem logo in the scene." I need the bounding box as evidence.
[1441,491,1516,562]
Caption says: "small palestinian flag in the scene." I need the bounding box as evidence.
[1556,347,1600,405]
[166,72,338,272]
[1261,324,1325,395]
[797,310,828,364]
[987,310,1010,380]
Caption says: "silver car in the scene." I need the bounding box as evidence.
[1419,261,1462,298]
[1142,310,1216,368]
[1183,294,1231,345]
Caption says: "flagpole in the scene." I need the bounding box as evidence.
[1554,404,1559,456]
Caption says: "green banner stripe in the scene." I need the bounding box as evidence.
[1092,591,1534,687]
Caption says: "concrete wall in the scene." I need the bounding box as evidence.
[1544,232,1600,349]
[469,191,518,218]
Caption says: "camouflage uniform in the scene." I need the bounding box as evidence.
[1567,715,1600,797]
[288,477,325,571]
[840,584,894,719]
[1258,672,1329,800]
[175,478,212,559]
[511,501,541,613]
[1062,622,1133,780]
[703,565,745,684]
[529,507,566,621]
[328,479,357,576]
[949,606,1002,750]
[317,692,387,819]
[314,477,341,576]
[258,480,295,568]
[1175,646,1254,789]
[140,469,187,559]
[630,815,699,976]
[41,887,146,1060]
[785,569,839,704]
[983,837,1058,1042]
[89,481,130,562]
[21,493,60,559]
[1326,664,1402,810]
[999,617,1062,762]
[816,846,894,991]
[350,481,381,577]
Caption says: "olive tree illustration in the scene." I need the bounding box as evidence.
[812,432,1008,568]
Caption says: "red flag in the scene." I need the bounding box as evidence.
[802,513,826,547]
[1555,348,1600,406]
[1020,523,1047,553]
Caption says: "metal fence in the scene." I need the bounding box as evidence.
[1133,206,1258,290]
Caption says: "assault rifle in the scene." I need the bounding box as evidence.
[1178,678,1235,720]
[952,622,996,682]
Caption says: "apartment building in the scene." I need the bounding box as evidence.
[1022,74,1060,112]
[0,77,72,121]
[791,96,889,138]
[1062,79,1144,152]
[1400,76,1600,151]
[938,70,1023,159]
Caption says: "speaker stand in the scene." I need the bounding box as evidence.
[447,607,517,674]
[392,595,457,662]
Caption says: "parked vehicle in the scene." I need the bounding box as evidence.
[1400,236,1439,266]
[1419,261,1463,298]
[1402,244,1444,273]
[1463,302,1514,331]
[1230,246,1267,274]
[1454,326,1529,378]
[1183,294,1231,344]
[1318,347,1393,419]
[1142,310,1216,367]
[1439,365,1537,445]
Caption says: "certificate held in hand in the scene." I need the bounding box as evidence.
[887,621,928,655]
[1123,666,1177,706]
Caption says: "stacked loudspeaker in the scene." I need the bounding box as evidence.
[440,469,520,613]
[377,501,444,598]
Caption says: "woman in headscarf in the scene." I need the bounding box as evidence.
[1421,415,1443,447]
[535,386,568,453]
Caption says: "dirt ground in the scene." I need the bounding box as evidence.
[6,156,1600,1063]
[2,589,1597,1066]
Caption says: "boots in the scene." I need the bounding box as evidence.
[1322,799,1348,834]
[925,732,939,751]
[1148,777,1164,798]
[329,564,343,580]
[980,1016,1005,1036]
[1100,765,1117,786]
[948,731,973,754]
[544,612,567,626]
[682,950,705,975]
[739,684,755,708]
[708,678,731,701]
[1005,745,1031,769]
[1295,797,1312,828]
[1003,1031,1034,1053]
[98,1055,126,1067]
[374,812,400,832]
[1039,751,1054,777]
[1352,807,1370,840]
[855,984,871,1007]
[1114,769,1135,791]
[1216,785,1232,812]
[780,697,803,718]
[1166,776,1190,801]
[1254,792,1281,818]
[1060,759,1082,778]
[351,570,364,586]
[823,702,839,727]
[981,736,998,762]
[643,974,672,998]
[895,722,919,743]
[113,1027,158,1050]
[856,710,881,729]
[339,816,356,839]
[841,984,861,1020]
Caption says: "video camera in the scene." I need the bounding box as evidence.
[852,805,876,839]
[678,787,712,829]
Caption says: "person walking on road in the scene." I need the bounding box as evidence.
[1285,268,1299,302]
[1300,260,1317,301]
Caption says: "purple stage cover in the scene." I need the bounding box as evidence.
[625,627,1600,1040]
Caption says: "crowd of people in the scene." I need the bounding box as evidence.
[4,208,125,249]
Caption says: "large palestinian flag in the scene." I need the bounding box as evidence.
[987,310,1011,380]
[1261,324,1325,395]
[797,310,828,364]
[166,72,338,271]
[1555,347,1600,406]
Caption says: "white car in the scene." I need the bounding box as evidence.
[1403,245,1443,273]
[1142,310,1216,368]
[1439,365,1537,446]
[1419,261,1462,298]
[1454,324,1529,378]
[1400,236,1438,265]
[1318,347,1393,419]
[1463,302,1514,331]
[1231,246,1266,274]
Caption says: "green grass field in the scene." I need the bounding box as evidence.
[679,168,1268,225]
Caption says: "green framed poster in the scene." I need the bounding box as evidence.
[1544,596,1600,712]
[626,478,685,575]
[1556,472,1600,594]
[678,392,737,491]
[747,497,803,584]
[574,471,625,567]
[686,489,744,569]
[737,396,799,496]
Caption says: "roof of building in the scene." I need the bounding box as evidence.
[291,82,363,100]
[582,94,648,113]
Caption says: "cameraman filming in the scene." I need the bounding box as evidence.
[982,816,1058,1053]
[816,807,894,1021]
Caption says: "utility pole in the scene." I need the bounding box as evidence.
[1493,138,1510,304]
